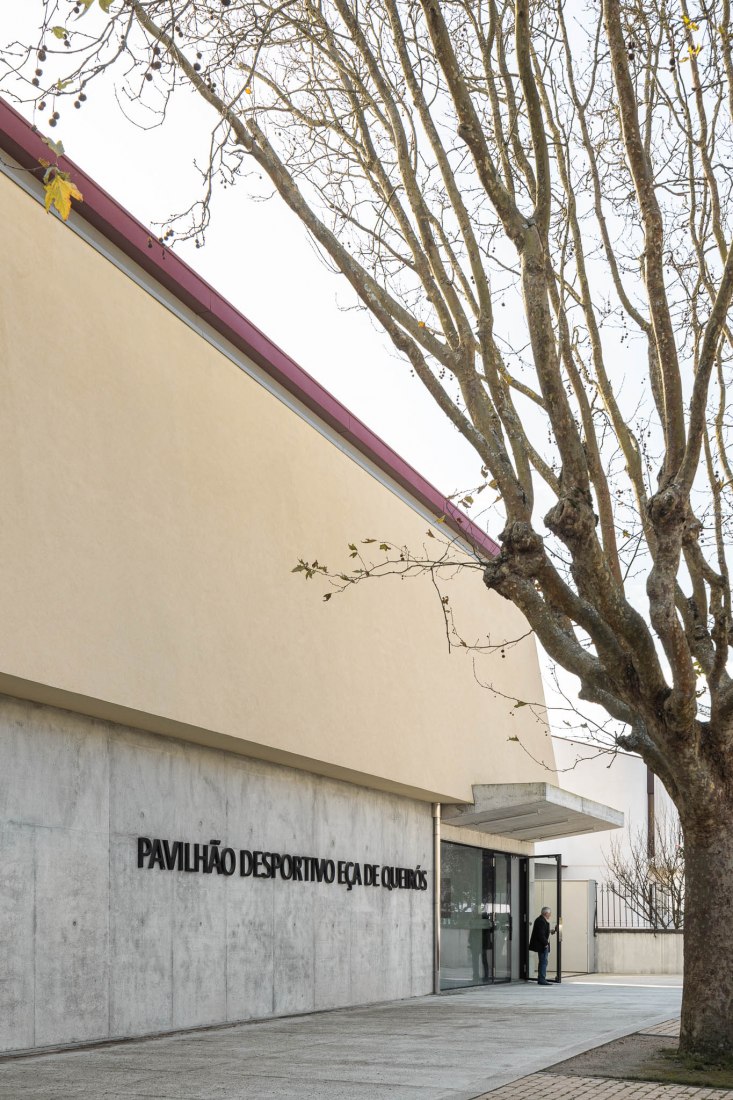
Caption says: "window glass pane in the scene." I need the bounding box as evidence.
[440,842,513,988]
[493,854,511,981]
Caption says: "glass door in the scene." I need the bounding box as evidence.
[439,842,513,988]
[492,852,512,982]
[521,854,562,983]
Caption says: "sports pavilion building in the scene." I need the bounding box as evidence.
[0,99,622,1055]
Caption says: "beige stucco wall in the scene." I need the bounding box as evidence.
[441,822,533,856]
[0,165,556,803]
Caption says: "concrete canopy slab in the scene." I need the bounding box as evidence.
[443,783,624,841]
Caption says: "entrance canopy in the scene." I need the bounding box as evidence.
[443,782,623,842]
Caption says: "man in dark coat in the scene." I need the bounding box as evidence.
[529,906,554,985]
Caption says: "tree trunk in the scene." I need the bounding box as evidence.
[680,814,733,1057]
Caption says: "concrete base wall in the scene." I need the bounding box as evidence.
[0,694,433,1054]
[596,930,683,974]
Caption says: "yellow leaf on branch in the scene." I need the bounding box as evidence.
[43,172,84,221]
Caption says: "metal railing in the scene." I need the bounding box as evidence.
[596,881,684,930]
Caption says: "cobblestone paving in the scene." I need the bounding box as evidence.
[638,1020,682,1037]
[475,1073,733,1099]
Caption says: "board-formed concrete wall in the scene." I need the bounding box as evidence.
[0,694,433,1054]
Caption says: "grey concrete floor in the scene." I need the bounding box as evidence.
[0,975,683,1100]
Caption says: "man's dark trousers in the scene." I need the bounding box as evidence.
[538,946,550,984]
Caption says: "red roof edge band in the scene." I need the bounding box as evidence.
[0,97,500,559]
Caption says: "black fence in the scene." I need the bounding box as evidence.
[597,882,684,930]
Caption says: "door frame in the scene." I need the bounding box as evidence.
[490,850,512,983]
[520,853,563,983]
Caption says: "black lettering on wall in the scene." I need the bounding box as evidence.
[136,837,429,893]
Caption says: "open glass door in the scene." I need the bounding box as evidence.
[521,854,562,983]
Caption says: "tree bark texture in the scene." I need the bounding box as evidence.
[681,807,733,1055]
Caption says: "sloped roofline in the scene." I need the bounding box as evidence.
[0,97,499,558]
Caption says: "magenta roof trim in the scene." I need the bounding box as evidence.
[0,97,500,558]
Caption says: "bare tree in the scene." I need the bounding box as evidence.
[4,0,733,1057]
[604,805,685,930]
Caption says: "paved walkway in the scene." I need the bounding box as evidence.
[0,975,683,1100]
[480,1075,733,1099]
[476,1010,733,1100]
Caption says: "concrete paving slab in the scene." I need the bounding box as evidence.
[0,975,682,1100]
[0,1086,90,1099]
[93,1089,440,1100]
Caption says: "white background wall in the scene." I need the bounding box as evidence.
[536,736,677,880]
